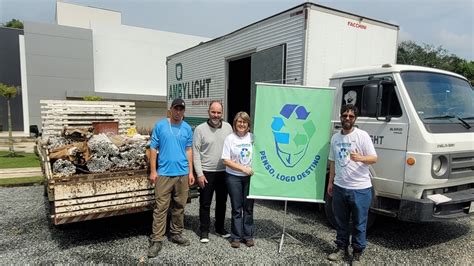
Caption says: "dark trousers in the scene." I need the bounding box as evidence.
[332,184,372,252]
[199,171,228,233]
[225,173,254,241]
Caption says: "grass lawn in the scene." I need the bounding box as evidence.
[0,151,40,168]
[0,176,44,186]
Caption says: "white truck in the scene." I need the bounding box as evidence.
[166,2,473,223]
[325,64,473,223]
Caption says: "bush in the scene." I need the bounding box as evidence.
[83,96,102,101]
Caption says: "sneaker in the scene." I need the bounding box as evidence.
[170,234,190,246]
[230,240,240,248]
[351,251,363,266]
[147,241,162,258]
[200,232,210,243]
[245,239,255,247]
[216,229,231,238]
[328,247,349,261]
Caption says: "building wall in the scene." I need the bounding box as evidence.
[56,1,121,29]
[21,3,210,131]
[23,22,95,129]
[91,23,209,97]
[0,27,24,131]
[135,101,168,130]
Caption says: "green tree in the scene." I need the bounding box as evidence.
[2,19,23,29]
[0,83,20,157]
[397,41,474,85]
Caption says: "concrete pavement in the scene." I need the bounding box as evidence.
[0,133,41,179]
[0,167,42,179]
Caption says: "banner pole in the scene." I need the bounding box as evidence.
[271,201,302,253]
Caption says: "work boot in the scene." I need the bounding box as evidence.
[147,241,162,258]
[351,251,364,266]
[328,247,349,261]
[170,234,190,246]
[245,239,255,247]
[230,240,240,248]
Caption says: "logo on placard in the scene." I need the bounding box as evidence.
[271,104,316,167]
[259,103,321,183]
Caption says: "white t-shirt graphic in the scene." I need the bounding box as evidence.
[329,128,377,189]
[222,132,253,176]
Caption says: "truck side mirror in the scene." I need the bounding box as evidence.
[362,81,393,122]
[361,83,379,117]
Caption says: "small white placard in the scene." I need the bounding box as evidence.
[427,194,452,205]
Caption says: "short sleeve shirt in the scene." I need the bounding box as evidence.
[328,128,377,189]
[221,132,253,176]
[150,118,193,176]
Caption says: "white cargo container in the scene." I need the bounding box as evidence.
[166,2,398,125]
[167,2,474,225]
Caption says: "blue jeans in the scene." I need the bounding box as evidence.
[332,184,372,252]
[225,173,254,241]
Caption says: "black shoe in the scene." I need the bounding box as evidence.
[200,232,210,243]
[216,229,231,238]
[170,234,190,246]
[147,241,162,258]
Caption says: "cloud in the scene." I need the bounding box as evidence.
[436,29,473,60]
[398,28,414,44]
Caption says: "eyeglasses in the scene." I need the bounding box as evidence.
[341,114,355,119]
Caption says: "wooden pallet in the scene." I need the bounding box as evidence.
[40,100,136,137]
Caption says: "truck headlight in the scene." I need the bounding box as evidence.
[432,155,448,177]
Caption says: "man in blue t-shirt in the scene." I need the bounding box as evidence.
[147,98,195,258]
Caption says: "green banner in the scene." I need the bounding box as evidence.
[249,83,335,203]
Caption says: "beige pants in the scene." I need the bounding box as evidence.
[151,175,189,242]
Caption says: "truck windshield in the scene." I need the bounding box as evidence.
[401,71,474,131]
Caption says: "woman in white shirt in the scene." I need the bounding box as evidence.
[221,111,254,248]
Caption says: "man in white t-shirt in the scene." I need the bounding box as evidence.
[327,104,377,265]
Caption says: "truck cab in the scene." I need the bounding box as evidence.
[327,64,473,222]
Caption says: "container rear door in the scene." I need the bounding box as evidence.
[249,44,286,121]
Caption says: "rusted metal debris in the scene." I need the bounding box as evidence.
[45,131,149,177]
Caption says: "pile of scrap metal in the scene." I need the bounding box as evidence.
[41,127,150,177]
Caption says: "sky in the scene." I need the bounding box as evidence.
[0,0,472,60]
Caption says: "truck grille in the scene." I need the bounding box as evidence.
[450,152,474,179]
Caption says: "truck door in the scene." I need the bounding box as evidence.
[340,77,409,200]
[249,44,286,121]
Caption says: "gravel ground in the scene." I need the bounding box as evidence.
[0,185,472,264]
